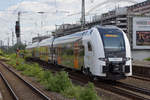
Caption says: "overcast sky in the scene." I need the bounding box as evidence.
[0,0,146,45]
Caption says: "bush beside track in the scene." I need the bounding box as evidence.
[144,57,150,61]
[1,53,100,100]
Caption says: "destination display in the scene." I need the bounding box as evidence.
[133,17,150,49]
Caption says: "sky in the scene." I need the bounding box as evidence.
[0,0,146,45]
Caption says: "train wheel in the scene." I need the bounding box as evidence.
[54,60,57,65]
[81,66,85,74]
[89,72,95,82]
[81,67,89,75]
[82,67,95,81]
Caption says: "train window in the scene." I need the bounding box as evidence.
[88,42,92,51]
[98,28,125,52]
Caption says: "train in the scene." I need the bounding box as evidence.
[26,25,132,80]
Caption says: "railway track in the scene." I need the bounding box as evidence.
[27,58,150,100]
[131,75,150,82]
[95,81,150,100]
[0,61,50,100]
[0,72,18,100]
[116,81,150,96]
[69,72,150,100]
[132,65,150,79]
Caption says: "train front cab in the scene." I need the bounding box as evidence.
[83,26,132,80]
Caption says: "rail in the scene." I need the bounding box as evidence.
[0,72,19,100]
[0,61,51,100]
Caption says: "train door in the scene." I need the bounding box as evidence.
[84,41,93,70]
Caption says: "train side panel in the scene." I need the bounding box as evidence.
[25,48,33,58]
[39,46,49,62]
[53,39,84,70]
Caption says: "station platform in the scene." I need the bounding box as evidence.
[133,60,150,67]
[132,60,150,77]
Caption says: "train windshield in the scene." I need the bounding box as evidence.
[98,28,125,52]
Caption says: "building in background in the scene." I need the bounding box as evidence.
[128,0,150,15]
[99,7,128,33]
[32,35,51,43]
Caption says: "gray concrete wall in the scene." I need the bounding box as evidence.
[132,50,150,61]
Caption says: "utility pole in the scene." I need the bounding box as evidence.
[24,40,27,46]
[12,31,14,46]
[81,0,86,30]
[38,12,45,35]
[8,37,9,47]
[0,40,2,49]
[38,33,40,42]
[7,37,10,51]
[1,40,2,47]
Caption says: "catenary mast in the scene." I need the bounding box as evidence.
[81,0,86,30]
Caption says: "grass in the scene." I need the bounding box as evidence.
[5,53,100,100]
[144,57,150,61]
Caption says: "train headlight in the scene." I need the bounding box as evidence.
[99,58,108,62]
[123,57,131,61]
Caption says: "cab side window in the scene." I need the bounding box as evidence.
[88,42,92,51]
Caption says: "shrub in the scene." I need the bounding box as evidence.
[7,59,16,66]
[144,57,150,61]
[62,83,100,100]
[44,71,73,93]
[0,49,3,56]
[62,85,80,99]
[54,71,72,92]
[77,82,100,100]
[16,64,27,71]
[38,70,53,83]
[6,53,24,67]
[22,64,42,77]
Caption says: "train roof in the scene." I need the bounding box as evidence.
[96,25,120,30]
[53,25,122,45]
[39,37,54,47]
[26,42,39,49]
[53,30,87,45]
[26,25,121,49]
